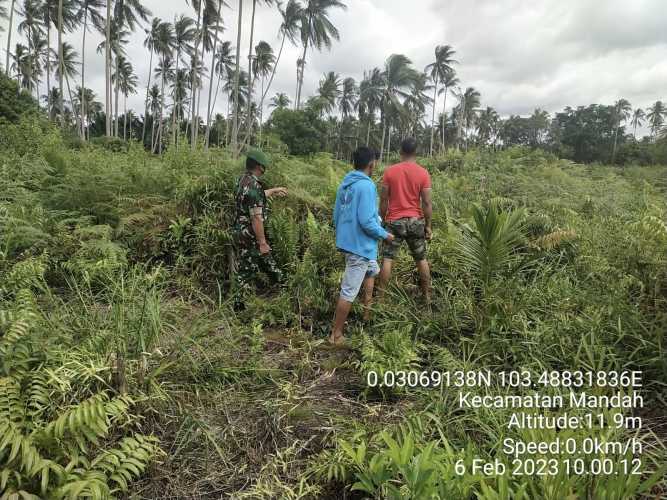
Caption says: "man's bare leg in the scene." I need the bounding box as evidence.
[361,276,375,321]
[330,298,353,344]
[416,259,431,305]
[377,259,393,300]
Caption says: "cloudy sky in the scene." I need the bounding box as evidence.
[3,0,666,135]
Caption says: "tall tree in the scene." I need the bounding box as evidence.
[203,0,224,150]
[251,40,274,143]
[4,0,17,77]
[76,0,103,138]
[404,72,432,135]
[209,40,233,115]
[52,40,79,130]
[611,98,631,162]
[357,67,382,145]
[379,53,418,161]
[452,86,480,150]
[316,70,340,116]
[476,106,499,146]
[188,0,217,148]
[437,70,458,152]
[630,108,645,139]
[117,56,137,139]
[230,0,242,156]
[17,0,43,95]
[646,101,665,139]
[259,0,300,111]
[171,13,196,145]
[244,0,273,146]
[295,0,346,110]
[141,17,161,144]
[425,44,456,156]
[152,20,175,152]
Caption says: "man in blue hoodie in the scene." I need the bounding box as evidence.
[330,147,395,345]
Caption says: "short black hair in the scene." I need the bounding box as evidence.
[400,137,418,156]
[353,146,375,170]
[246,157,261,170]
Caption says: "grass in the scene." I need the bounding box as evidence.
[0,118,666,499]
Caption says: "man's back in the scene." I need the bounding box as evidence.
[382,161,431,221]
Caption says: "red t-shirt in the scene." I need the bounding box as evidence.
[382,161,432,221]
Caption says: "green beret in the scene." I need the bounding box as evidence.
[246,148,270,167]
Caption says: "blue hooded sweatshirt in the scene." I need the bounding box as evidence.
[333,170,389,260]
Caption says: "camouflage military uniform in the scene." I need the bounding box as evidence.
[381,217,428,261]
[233,172,283,299]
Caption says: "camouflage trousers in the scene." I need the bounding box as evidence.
[234,240,283,303]
[381,217,428,261]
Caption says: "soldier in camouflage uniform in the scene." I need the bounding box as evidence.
[233,149,288,307]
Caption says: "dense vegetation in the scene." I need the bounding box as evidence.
[1,114,666,498]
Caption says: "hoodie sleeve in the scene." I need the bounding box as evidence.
[332,186,341,228]
[357,181,389,240]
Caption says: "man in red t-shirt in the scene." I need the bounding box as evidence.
[378,137,433,303]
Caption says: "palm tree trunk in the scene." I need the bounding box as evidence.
[205,0,223,150]
[114,56,120,137]
[231,0,243,157]
[80,7,88,139]
[57,0,65,127]
[612,119,619,162]
[46,23,51,117]
[380,114,386,162]
[105,0,111,136]
[366,120,371,145]
[258,75,264,144]
[65,72,79,133]
[172,49,181,148]
[441,86,448,153]
[154,57,166,154]
[261,31,285,106]
[141,47,153,146]
[295,37,309,110]
[429,75,438,156]
[190,0,203,149]
[244,0,257,145]
[123,93,127,140]
[5,0,16,76]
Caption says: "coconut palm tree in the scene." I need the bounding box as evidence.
[147,83,161,147]
[646,101,665,139]
[230,0,243,155]
[4,0,18,77]
[17,0,43,94]
[630,108,645,139]
[105,0,150,136]
[171,14,196,145]
[404,72,432,135]
[227,66,248,148]
[74,85,100,139]
[10,43,33,89]
[117,58,137,139]
[187,0,217,149]
[76,0,103,138]
[209,40,233,115]
[295,0,346,110]
[152,20,175,152]
[438,70,458,152]
[425,44,456,155]
[476,106,499,147]
[260,0,300,110]
[98,22,130,136]
[244,0,274,146]
[52,41,79,130]
[141,17,161,145]
[452,86,480,150]
[316,70,340,118]
[251,40,274,143]
[203,0,224,149]
[379,53,419,160]
[611,98,631,162]
[357,67,382,146]
[269,92,289,110]
[56,0,80,127]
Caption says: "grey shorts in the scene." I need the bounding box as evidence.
[339,253,379,302]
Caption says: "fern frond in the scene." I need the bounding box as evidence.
[0,378,24,425]
[91,435,160,493]
[42,394,111,453]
